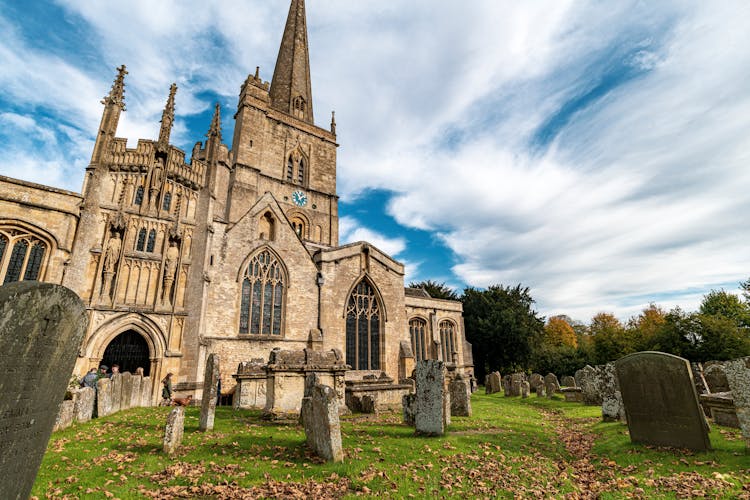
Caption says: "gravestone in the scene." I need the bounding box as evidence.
[725,356,750,447]
[529,373,544,393]
[485,372,502,394]
[0,282,87,500]
[502,375,512,397]
[616,352,711,450]
[415,360,446,436]
[110,373,122,413]
[536,383,546,398]
[130,375,142,408]
[544,373,560,399]
[561,387,583,402]
[703,363,730,393]
[141,376,152,407]
[199,353,220,431]
[511,373,525,396]
[162,406,185,455]
[521,381,530,398]
[449,373,472,417]
[575,365,601,406]
[97,378,112,417]
[561,375,576,388]
[300,373,344,462]
[403,394,416,426]
[73,387,96,423]
[600,363,625,422]
[120,372,133,411]
[53,400,75,432]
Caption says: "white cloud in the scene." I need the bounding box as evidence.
[339,216,407,258]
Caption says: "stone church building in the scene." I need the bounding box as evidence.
[0,0,472,405]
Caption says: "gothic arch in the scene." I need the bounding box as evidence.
[235,245,289,283]
[0,219,58,283]
[83,312,167,364]
[344,276,385,370]
[283,146,309,186]
[409,316,430,361]
[342,273,388,321]
[236,246,288,336]
[438,319,458,363]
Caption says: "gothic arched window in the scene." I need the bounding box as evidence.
[410,318,429,361]
[136,228,147,251]
[0,229,48,284]
[146,229,156,252]
[290,217,305,238]
[345,280,382,370]
[287,156,294,182]
[239,249,285,335]
[162,192,172,212]
[439,320,456,363]
[134,186,144,206]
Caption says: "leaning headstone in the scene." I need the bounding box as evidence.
[300,374,344,462]
[199,353,220,431]
[110,373,122,413]
[53,400,75,432]
[403,394,416,426]
[96,378,113,417]
[130,375,142,408]
[725,356,750,447]
[120,372,133,411]
[415,360,446,436]
[141,376,152,407]
[704,363,730,393]
[561,375,576,388]
[521,381,530,398]
[162,407,185,455]
[544,373,560,399]
[600,363,625,422]
[0,282,87,500]
[616,352,711,451]
[449,373,472,417]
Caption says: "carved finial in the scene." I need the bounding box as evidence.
[330,110,336,135]
[158,83,177,147]
[102,65,128,110]
[255,66,260,79]
[207,103,222,143]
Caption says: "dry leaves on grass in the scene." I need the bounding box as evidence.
[146,462,207,485]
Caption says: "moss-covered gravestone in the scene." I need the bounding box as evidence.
[0,282,87,500]
[199,353,220,431]
[616,351,711,451]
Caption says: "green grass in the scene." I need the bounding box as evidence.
[32,392,749,499]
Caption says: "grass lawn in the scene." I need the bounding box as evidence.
[32,392,749,499]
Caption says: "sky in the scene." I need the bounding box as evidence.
[1,0,749,323]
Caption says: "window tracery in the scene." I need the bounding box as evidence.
[439,320,456,363]
[239,249,285,335]
[410,318,429,361]
[0,228,48,284]
[345,280,381,370]
[136,228,147,251]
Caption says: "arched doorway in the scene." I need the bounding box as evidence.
[101,330,151,375]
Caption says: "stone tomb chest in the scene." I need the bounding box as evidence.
[263,348,347,419]
[232,358,267,410]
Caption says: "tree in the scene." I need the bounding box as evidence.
[740,277,750,303]
[627,303,666,351]
[699,289,750,328]
[544,316,578,348]
[408,280,459,301]
[589,312,633,364]
[462,284,545,381]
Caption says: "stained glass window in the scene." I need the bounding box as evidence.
[146,229,156,252]
[4,240,28,284]
[439,321,456,363]
[0,231,48,284]
[0,235,6,265]
[134,186,144,206]
[410,318,428,361]
[23,243,46,281]
[239,249,285,335]
[345,280,382,370]
[136,228,147,251]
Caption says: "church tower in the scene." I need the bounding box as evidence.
[228,0,339,247]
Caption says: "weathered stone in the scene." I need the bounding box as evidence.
[449,374,472,417]
[600,363,625,422]
[485,372,502,394]
[300,374,344,462]
[360,395,377,414]
[130,375,142,408]
[233,359,267,410]
[97,378,112,417]
[561,375,576,388]
[704,363,730,393]
[141,376,152,407]
[699,392,739,428]
[0,282,87,500]
[502,375,512,397]
[110,373,122,413]
[616,352,711,451]
[403,394,416,426]
[529,373,544,393]
[120,372,133,411]
[561,387,583,402]
[345,371,411,413]
[536,383,546,397]
[521,381,530,398]
[725,356,750,447]
[53,400,75,432]
[510,372,525,397]
[162,407,185,455]
[575,365,601,406]
[415,360,446,436]
[199,353,220,431]
[544,373,560,399]
[73,386,95,423]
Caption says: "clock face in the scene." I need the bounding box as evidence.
[292,190,308,207]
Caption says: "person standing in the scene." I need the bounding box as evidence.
[161,372,173,405]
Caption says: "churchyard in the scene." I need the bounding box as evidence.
[32,391,749,499]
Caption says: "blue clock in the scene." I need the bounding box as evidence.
[292,190,308,207]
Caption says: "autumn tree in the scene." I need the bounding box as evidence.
[408,280,459,301]
[462,284,545,380]
[544,315,578,348]
[589,312,633,364]
[627,303,666,351]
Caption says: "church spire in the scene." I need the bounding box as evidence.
[205,103,222,165]
[157,83,177,148]
[91,65,127,165]
[269,0,314,124]
[102,65,128,109]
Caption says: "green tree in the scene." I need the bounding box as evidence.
[462,284,545,381]
[699,289,750,327]
[740,277,750,303]
[589,312,633,364]
[627,303,666,351]
[408,280,459,301]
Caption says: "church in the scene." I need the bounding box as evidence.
[0,0,472,405]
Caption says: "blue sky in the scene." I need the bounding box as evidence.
[1,0,749,322]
